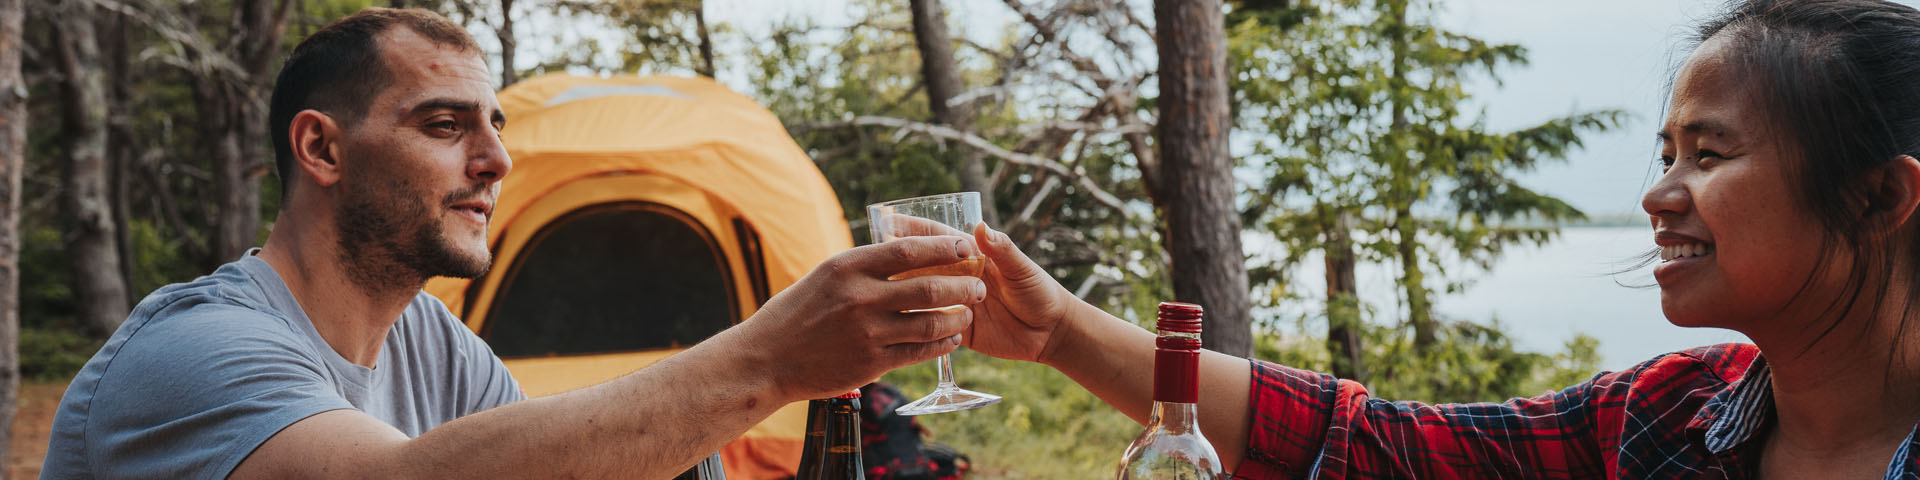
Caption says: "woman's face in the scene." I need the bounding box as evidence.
[1643,36,1841,333]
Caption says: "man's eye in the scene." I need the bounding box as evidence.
[429,121,459,133]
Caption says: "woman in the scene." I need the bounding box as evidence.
[961,0,1920,477]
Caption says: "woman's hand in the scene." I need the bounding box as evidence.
[964,224,1081,365]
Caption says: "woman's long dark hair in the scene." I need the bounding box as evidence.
[1686,0,1920,358]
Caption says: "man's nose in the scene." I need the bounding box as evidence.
[468,130,512,183]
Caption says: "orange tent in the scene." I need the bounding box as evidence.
[424,73,853,479]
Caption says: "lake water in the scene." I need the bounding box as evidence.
[1258,226,1748,372]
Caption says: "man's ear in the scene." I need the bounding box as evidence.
[1865,155,1920,237]
[288,110,344,188]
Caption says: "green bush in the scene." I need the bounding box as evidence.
[880,349,1140,478]
[22,326,100,382]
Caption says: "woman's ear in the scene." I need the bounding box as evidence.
[1865,155,1920,236]
[288,110,344,189]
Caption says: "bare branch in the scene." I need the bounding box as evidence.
[794,115,1133,217]
[95,0,252,82]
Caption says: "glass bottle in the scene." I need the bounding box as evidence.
[1116,302,1223,480]
[818,390,866,479]
[673,453,726,479]
[796,397,831,478]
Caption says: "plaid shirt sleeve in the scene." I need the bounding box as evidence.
[1232,359,1626,480]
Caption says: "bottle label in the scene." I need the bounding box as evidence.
[1153,348,1199,403]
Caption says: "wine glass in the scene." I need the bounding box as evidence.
[866,192,1002,415]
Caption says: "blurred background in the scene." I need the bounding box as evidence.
[3,0,1859,477]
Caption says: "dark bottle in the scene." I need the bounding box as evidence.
[819,390,866,479]
[673,453,727,479]
[796,397,832,478]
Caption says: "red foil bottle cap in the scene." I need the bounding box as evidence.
[835,390,863,399]
[1157,302,1203,333]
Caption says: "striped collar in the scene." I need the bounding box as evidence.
[1700,356,1772,454]
[1690,354,1920,479]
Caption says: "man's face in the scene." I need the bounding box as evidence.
[333,27,509,282]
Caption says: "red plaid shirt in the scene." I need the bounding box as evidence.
[1231,343,1920,479]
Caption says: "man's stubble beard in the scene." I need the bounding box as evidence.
[334,176,494,295]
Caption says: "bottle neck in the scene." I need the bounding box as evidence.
[1153,334,1201,404]
[1148,400,1201,435]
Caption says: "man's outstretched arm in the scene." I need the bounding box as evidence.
[231,235,988,479]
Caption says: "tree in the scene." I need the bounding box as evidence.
[1156,0,1252,356]
[692,0,713,78]
[187,0,293,269]
[1235,0,1621,389]
[52,0,132,338]
[0,0,27,471]
[909,0,998,225]
[497,0,518,87]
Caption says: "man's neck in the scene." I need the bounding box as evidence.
[257,217,423,368]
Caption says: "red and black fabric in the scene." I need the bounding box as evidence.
[1231,343,1920,479]
[859,382,971,480]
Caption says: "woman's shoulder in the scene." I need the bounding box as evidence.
[1596,343,1759,391]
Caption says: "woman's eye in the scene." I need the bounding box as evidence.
[1696,149,1724,168]
[1658,156,1675,172]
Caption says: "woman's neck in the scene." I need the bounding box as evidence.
[1748,288,1920,474]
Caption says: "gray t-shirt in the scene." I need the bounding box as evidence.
[41,252,525,479]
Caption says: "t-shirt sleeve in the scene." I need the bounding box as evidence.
[81,302,353,480]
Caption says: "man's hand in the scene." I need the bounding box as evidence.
[962,224,1079,365]
[736,235,988,402]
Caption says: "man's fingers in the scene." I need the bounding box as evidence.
[877,276,986,312]
[883,335,963,367]
[845,235,981,278]
[878,306,973,344]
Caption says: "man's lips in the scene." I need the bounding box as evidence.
[449,200,492,224]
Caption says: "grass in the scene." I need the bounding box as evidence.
[880,349,1141,478]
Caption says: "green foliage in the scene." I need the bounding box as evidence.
[1255,321,1607,404]
[1233,0,1622,392]
[21,327,101,382]
[21,226,75,331]
[880,350,1138,478]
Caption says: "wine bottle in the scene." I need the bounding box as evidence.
[819,390,867,480]
[673,453,727,479]
[1116,302,1223,480]
[796,398,831,478]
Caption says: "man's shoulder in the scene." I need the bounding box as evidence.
[132,258,287,328]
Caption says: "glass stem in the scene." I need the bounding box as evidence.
[935,353,958,389]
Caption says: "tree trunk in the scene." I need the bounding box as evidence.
[54,0,133,338]
[1154,0,1251,356]
[203,0,287,267]
[910,0,998,225]
[1323,207,1363,381]
[0,0,30,472]
[102,9,137,300]
[692,0,714,79]
[1381,0,1434,353]
[499,0,519,87]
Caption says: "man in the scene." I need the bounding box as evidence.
[41,8,985,479]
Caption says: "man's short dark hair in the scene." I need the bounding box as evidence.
[267,7,482,195]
